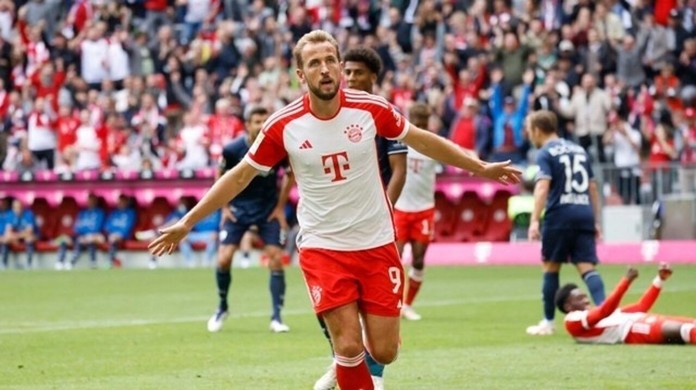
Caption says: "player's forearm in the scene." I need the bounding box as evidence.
[404,127,485,175]
[587,277,631,326]
[386,159,406,204]
[621,279,662,313]
[180,162,257,230]
[531,185,548,223]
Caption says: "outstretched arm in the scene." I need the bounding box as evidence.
[584,269,638,327]
[149,161,259,256]
[402,125,521,185]
[622,264,672,313]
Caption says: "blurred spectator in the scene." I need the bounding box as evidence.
[449,97,491,159]
[603,110,642,204]
[179,208,220,267]
[56,194,105,270]
[679,108,696,193]
[74,109,101,171]
[103,195,136,268]
[559,73,611,162]
[488,68,533,164]
[176,112,209,170]
[26,97,57,170]
[0,199,37,269]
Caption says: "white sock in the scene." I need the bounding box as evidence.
[409,268,424,281]
[680,324,694,343]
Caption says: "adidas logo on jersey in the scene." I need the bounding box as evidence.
[299,140,313,149]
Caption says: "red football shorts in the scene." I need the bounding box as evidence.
[393,208,435,244]
[299,243,404,317]
[624,315,696,344]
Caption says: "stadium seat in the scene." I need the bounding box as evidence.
[480,191,513,242]
[452,191,489,242]
[53,197,81,239]
[432,190,459,242]
[125,197,174,250]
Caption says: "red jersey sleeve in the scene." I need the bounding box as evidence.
[244,121,287,172]
[374,100,409,140]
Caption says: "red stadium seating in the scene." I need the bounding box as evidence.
[480,191,513,242]
[452,191,489,242]
[432,190,459,242]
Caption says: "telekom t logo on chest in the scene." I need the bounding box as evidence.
[321,151,350,182]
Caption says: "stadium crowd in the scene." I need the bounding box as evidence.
[0,0,694,197]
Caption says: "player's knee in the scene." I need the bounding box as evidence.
[369,345,399,365]
[265,247,283,270]
[332,338,364,358]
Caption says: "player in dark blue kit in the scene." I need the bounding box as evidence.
[206,106,295,334]
[525,110,607,336]
[313,46,407,390]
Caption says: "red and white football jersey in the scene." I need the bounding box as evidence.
[245,89,410,251]
[564,309,646,344]
[395,147,438,212]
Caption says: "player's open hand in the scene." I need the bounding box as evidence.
[148,221,191,257]
[528,220,541,241]
[221,207,237,223]
[267,206,289,231]
[625,267,639,282]
[480,160,522,185]
[658,262,673,281]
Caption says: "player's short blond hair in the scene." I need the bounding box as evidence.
[527,110,558,134]
[293,30,341,69]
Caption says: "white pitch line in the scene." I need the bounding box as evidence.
[2,286,695,334]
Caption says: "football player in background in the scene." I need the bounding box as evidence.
[525,110,607,336]
[556,263,696,346]
[393,103,440,322]
[206,106,294,334]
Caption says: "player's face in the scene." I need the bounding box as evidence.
[343,61,376,93]
[566,288,591,311]
[246,113,270,143]
[296,41,341,101]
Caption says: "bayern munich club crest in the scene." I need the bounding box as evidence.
[311,285,322,306]
[345,124,363,143]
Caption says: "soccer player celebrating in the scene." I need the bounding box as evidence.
[314,45,407,390]
[525,110,607,336]
[206,106,294,334]
[150,30,520,390]
[556,264,696,346]
[394,103,439,321]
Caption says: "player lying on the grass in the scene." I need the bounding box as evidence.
[556,264,696,345]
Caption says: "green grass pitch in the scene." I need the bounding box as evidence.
[2,264,696,389]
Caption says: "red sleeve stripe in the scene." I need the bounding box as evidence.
[263,101,305,131]
[264,97,304,127]
[344,96,390,110]
[344,91,391,109]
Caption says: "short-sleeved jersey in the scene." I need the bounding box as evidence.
[376,136,407,186]
[245,89,410,251]
[535,139,595,231]
[394,147,438,212]
[564,310,645,344]
[220,135,282,221]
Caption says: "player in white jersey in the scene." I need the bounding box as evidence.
[149,30,521,389]
[556,264,696,346]
[393,103,439,322]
